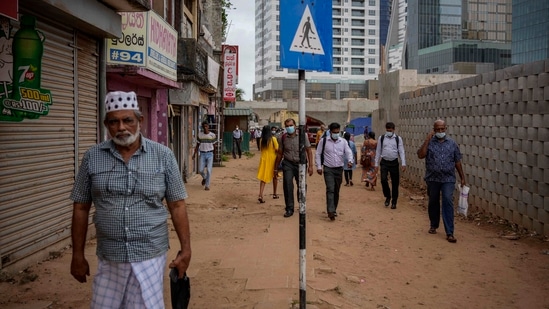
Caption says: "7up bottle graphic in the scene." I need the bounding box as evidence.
[5,15,50,121]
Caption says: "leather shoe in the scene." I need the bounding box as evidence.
[384,198,391,207]
[283,211,293,218]
[201,179,206,186]
[328,212,336,221]
[391,204,396,209]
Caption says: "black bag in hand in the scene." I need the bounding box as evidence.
[170,267,190,309]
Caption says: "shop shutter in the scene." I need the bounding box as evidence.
[76,33,99,162]
[0,19,98,268]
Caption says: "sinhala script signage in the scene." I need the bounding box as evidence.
[107,11,177,81]
[222,45,238,102]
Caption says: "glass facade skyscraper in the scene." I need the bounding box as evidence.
[404,0,513,74]
[512,0,549,64]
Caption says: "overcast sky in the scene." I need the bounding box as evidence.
[224,0,255,101]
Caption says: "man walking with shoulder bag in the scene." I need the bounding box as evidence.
[374,122,406,209]
[315,122,354,221]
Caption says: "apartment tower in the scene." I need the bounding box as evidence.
[254,0,390,101]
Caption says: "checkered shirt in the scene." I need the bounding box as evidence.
[70,136,188,263]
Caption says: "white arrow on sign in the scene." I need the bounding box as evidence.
[289,5,325,55]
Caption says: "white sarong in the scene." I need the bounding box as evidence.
[91,253,167,309]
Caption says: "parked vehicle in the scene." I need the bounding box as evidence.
[307,126,320,145]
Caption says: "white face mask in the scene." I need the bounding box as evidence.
[385,131,394,138]
[435,132,446,139]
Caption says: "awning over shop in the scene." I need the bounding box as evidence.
[224,108,253,116]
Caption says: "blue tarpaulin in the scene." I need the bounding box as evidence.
[344,117,372,135]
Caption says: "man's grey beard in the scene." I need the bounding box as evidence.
[112,124,140,146]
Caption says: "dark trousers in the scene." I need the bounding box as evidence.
[380,158,399,204]
[427,181,455,236]
[323,166,343,214]
[232,138,242,158]
[344,170,353,184]
[282,160,301,212]
[256,137,261,150]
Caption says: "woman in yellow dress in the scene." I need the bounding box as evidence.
[257,125,279,203]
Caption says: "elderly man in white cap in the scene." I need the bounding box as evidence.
[69,91,192,308]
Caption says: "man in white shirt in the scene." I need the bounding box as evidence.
[193,122,216,191]
[254,128,262,150]
[232,125,242,159]
[374,122,406,209]
[315,122,354,221]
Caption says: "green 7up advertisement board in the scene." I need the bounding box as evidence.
[0,15,52,122]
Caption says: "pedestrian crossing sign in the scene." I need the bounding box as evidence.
[280,0,333,72]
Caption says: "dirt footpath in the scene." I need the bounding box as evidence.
[1,145,549,309]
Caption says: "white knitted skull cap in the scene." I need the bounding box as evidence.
[105,91,138,112]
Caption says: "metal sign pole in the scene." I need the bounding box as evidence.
[279,1,332,307]
[298,69,306,308]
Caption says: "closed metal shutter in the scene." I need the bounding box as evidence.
[76,33,99,162]
[168,105,183,179]
[0,19,98,268]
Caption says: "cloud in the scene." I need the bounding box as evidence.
[225,0,255,101]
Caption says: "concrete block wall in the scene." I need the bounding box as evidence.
[395,59,549,236]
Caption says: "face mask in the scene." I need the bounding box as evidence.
[435,132,446,139]
[272,131,276,134]
[286,126,295,134]
[385,132,394,138]
[331,133,339,140]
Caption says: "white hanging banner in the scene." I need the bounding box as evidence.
[222,45,238,102]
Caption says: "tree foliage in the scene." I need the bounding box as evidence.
[235,88,245,101]
[221,0,233,39]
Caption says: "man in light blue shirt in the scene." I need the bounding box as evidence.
[374,122,406,209]
[316,122,354,221]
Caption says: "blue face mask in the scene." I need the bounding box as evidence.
[385,131,394,138]
[435,132,446,139]
[331,132,339,140]
[286,126,295,134]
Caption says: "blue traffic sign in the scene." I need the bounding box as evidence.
[280,0,333,72]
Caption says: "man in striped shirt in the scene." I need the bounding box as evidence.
[374,122,406,209]
[193,122,216,191]
[315,122,354,221]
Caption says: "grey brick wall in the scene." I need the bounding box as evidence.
[394,59,549,236]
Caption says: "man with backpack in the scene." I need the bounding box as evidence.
[374,122,406,209]
[274,118,314,218]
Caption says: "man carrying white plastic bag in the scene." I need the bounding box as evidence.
[417,120,466,243]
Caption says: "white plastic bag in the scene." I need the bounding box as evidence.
[458,185,470,217]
